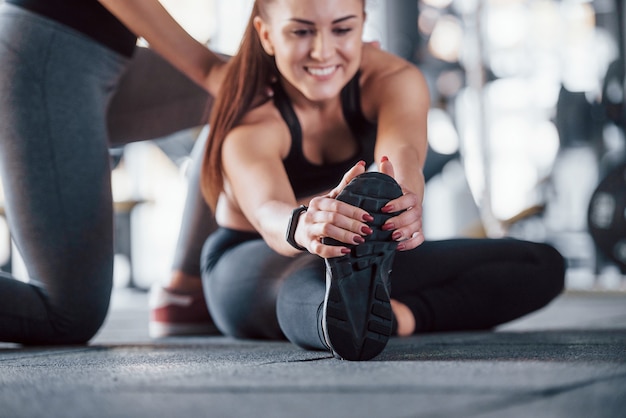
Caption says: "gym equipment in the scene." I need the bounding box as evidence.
[587,162,626,273]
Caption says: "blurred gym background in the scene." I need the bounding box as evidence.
[0,0,624,292]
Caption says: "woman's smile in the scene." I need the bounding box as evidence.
[305,65,339,79]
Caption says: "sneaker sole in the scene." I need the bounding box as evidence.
[322,172,403,361]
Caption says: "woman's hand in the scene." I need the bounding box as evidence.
[379,157,424,251]
[293,157,423,258]
[294,161,373,258]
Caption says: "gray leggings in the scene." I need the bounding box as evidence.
[0,4,215,344]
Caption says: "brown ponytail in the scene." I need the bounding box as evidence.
[200,2,278,210]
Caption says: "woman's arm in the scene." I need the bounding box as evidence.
[220,116,304,256]
[98,0,227,95]
[220,110,373,258]
[363,47,430,251]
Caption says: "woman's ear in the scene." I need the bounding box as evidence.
[253,16,275,56]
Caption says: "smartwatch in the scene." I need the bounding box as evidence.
[286,205,308,251]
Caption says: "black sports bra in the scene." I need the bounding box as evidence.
[274,73,377,199]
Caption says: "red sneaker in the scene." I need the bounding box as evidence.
[149,285,220,338]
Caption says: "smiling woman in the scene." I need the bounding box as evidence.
[255,1,364,102]
[197,0,565,361]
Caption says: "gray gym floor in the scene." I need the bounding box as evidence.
[1,289,625,418]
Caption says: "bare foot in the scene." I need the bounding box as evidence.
[390,299,416,336]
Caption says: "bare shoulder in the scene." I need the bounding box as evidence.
[360,44,425,84]
[222,99,291,161]
[359,44,430,115]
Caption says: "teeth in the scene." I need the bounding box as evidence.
[307,66,336,76]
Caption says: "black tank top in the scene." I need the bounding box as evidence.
[274,73,377,199]
[7,0,136,57]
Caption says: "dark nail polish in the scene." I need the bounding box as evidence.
[382,223,395,231]
[392,231,402,241]
[361,226,373,235]
[363,214,374,222]
[354,236,365,244]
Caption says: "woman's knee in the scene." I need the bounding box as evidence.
[30,297,110,345]
[51,311,108,345]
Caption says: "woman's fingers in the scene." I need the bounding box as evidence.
[307,157,425,257]
[396,230,425,251]
[302,162,369,257]
[377,156,424,252]
[307,196,372,236]
[308,239,351,258]
[327,160,366,199]
[379,155,395,178]
[383,202,424,251]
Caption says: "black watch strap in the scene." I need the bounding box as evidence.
[286,205,308,251]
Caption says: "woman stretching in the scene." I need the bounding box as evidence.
[200,0,566,360]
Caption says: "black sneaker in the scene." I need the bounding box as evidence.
[322,172,403,361]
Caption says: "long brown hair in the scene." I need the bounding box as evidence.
[201,1,278,210]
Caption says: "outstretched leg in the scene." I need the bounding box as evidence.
[391,238,566,333]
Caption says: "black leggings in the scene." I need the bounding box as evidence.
[201,228,565,351]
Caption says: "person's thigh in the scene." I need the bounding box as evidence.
[0,6,128,343]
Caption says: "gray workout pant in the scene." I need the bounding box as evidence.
[0,4,215,344]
